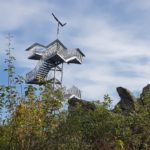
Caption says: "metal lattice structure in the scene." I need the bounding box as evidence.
[25,39,85,99]
[65,86,82,99]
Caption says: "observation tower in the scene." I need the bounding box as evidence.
[25,13,85,99]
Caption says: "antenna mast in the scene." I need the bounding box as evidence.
[52,13,67,39]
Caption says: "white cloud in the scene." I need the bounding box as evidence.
[62,12,150,103]
[0,0,55,32]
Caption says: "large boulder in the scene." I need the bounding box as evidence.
[116,87,136,113]
[140,84,150,106]
[68,98,96,112]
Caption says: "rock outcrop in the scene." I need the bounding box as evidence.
[116,87,136,113]
[140,84,150,106]
[68,97,96,112]
[68,85,150,114]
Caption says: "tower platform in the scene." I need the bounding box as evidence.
[25,39,85,85]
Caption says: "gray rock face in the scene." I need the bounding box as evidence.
[68,98,96,112]
[140,84,150,105]
[116,87,136,113]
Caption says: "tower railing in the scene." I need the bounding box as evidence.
[27,47,46,58]
[26,59,45,82]
[26,42,83,83]
[42,43,58,60]
[65,86,81,99]
[57,48,83,63]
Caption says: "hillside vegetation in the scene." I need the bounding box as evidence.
[0,44,150,150]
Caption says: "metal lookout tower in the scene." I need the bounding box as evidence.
[25,13,85,99]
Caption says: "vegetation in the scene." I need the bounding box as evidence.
[0,38,150,150]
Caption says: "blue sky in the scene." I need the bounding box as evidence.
[1,0,150,104]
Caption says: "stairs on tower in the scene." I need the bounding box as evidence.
[25,39,85,84]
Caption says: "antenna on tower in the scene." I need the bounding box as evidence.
[52,13,67,39]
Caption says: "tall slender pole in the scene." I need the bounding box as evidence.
[52,13,66,39]
[57,23,59,39]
